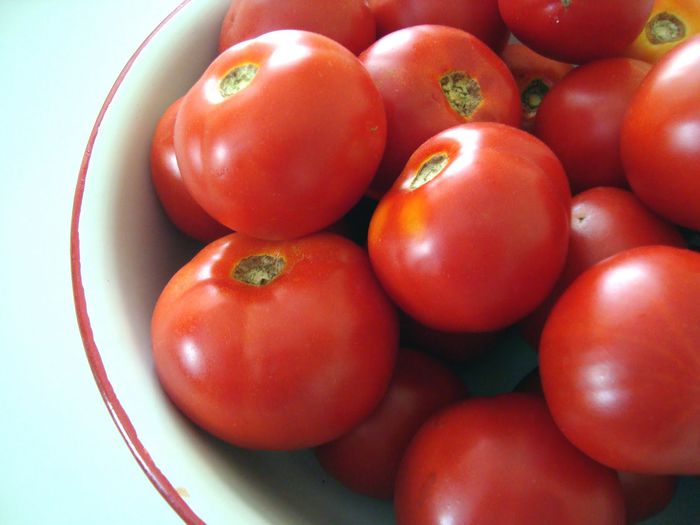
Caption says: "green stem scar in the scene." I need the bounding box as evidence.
[219,63,259,98]
[232,254,285,286]
[521,78,550,117]
[561,0,571,8]
[646,12,686,45]
[439,71,482,119]
[410,153,449,189]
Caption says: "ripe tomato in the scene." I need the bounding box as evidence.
[621,35,700,230]
[514,368,678,523]
[150,97,229,243]
[359,25,520,198]
[498,0,654,64]
[218,0,376,56]
[151,232,398,450]
[618,471,678,523]
[175,30,387,240]
[500,42,573,131]
[367,0,509,51]
[534,58,651,193]
[520,187,685,349]
[540,245,700,474]
[368,122,570,332]
[315,348,466,499]
[394,394,626,525]
[624,0,700,63]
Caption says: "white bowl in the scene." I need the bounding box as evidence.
[71,1,699,523]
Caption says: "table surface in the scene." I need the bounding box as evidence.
[1,1,184,523]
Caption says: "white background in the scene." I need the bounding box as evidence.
[1,1,184,523]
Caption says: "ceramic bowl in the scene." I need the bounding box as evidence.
[71,1,700,523]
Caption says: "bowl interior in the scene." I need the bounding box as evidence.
[74,1,700,523]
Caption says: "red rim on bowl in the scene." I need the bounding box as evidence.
[70,1,202,523]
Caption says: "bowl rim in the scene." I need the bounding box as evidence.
[70,1,202,523]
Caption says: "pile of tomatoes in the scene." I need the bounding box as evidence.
[149,1,700,523]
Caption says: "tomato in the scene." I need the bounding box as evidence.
[174,30,387,240]
[624,0,700,63]
[151,232,398,450]
[367,0,509,51]
[540,245,700,474]
[359,25,520,198]
[150,97,229,243]
[500,43,573,131]
[498,0,654,64]
[618,471,678,523]
[620,35,700,231]
[534,58,651,194]
[315,348,466,499]
[368,122,570,332]
[514,368,678,523]
[394,394,626,525]
[520,187,685,349]
[400,312,501,363]
[218,0,376,56]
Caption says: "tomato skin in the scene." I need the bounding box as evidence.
[315,348,466,499]
[359,25,520,198]
[175,30,387,240]
[151,232,398,450]
[368,122,570,332]
[368,0,509,51]
[540,245,700,474]
[498,0,654,64]
[618,471,678,523]
[218,0,376,55]
[150,98,230,243]
[500,43,573,131]
[621,35,700,230]
[520,187,685,349]
[534,58,651,194]
[624,0,700,63]
[394,394,626,525]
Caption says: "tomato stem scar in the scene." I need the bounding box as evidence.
[410,153,449,189]
[646,12,686,45]
[232,254,285,286]
[521,78,550,116]
[561,0,571,7]
[219,63,259,98]
[439,71,482,119]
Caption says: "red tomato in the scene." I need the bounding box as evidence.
[624,0,700,63]
[514,369,678,523]
[359,25,520,198]
[498,0,654,64]
[368,122,570,332]
[394,394,626,525]
[218,0,376,56]
[621,35,700,230]
[315,348,466,499]
[540,245,700,474]
[520,187,685,349]
[534,58,651,194]
[150,97,229,243]
[618,471,678,523]
[174,30,387,240]
[368,0,509,51]
[500,42,573,131]
[151,232,398,450]
[400,312,501,363]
